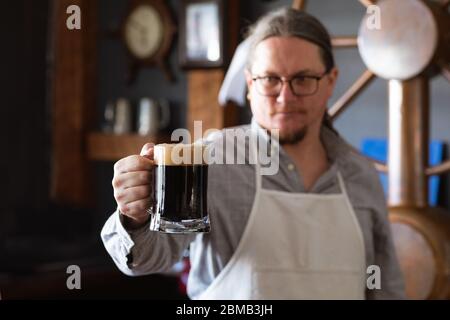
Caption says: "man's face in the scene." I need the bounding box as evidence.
[246,36,338,144]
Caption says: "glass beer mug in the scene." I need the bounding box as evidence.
[149,143,210,233]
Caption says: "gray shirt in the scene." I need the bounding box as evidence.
[101,120,405,299]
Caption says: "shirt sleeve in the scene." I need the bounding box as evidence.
[100,209,196,276]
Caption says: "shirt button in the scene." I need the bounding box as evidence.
[288,164,295,171]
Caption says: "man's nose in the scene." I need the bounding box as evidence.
[276,81,297,103]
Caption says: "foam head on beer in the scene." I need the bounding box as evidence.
[150,142,210,233]
[153,143,208,166]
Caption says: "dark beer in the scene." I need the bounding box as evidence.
[153,164,208,221]
[150,143,210,233]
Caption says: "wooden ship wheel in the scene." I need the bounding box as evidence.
[293,0,450,299]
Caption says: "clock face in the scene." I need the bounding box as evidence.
[124,5,164,60]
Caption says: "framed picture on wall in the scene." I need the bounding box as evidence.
[179,0,224,69]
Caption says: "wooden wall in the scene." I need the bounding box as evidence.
[50,0,97,206]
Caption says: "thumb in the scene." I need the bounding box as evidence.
[140,143,154,158]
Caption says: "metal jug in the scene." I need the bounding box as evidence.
[137,98,171,136]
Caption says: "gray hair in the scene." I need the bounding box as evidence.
[245,7,337,134]
[245,7,335,74]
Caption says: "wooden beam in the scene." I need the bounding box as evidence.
[50,0,97,206]
[291,0,306,11]
[187,70,238,135]
[329,69,375,120]
[332,36,358,48]
[426,160,450,176]
[359,0,376,7]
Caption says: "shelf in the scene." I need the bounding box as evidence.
[87,132,171,161]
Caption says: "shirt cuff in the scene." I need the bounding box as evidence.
[114,209,150,252]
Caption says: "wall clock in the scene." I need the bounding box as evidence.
[120,0,176,83]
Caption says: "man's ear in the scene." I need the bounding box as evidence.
[245,69,254,102]
[326,67,339,98]
[245,69,253,91]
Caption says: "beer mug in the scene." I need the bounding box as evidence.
[149,143,210,233]
[137,98,171,136]
[113,98,133,134]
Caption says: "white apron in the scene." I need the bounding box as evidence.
[198,139,366,300]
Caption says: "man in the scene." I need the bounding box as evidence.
[101,8,405,299]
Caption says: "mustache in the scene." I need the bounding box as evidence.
[269,108,307,116]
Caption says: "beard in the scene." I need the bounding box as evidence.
[278,126,308,145]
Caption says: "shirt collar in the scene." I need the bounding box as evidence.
[250,117,351,164]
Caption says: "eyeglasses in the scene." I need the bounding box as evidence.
[252,72,328,97]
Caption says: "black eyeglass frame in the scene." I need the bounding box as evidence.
[251,71,329,97]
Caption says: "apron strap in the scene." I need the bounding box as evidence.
[336,171,349,197]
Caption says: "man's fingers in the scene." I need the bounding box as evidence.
[114,155,154,174]
[119,198,151,218]
[140,143,155,159]
[113,171,152,190]
[115,185,151,206]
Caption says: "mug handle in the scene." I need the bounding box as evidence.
[158,99,171,130]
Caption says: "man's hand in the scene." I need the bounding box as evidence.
[112,143,155,229]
